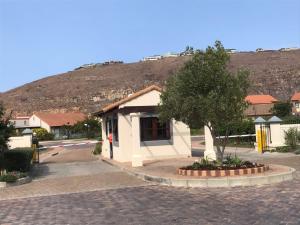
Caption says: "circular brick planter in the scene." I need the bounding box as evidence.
[0,176,32,188]
[177,165,269,177]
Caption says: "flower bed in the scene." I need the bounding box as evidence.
[0,171,31,188]
[177,155,269,177]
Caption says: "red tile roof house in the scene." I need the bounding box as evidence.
[291,92,300,115]
[244,95,278,118]
[29,112,86,139]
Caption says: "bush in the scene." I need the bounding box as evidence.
[0,174,17,182]
[3,148,33,172]
[284,128,300,150]
[295,149,300,155]
[273,146,293,153]
[93,143,102,155]
[0,171,27,183]
[33,128,54,141]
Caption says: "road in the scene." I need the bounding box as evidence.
[0,139,300,225]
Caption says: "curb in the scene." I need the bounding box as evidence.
[101,158,296,188]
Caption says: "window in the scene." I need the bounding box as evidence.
[296,103,299,109]
[24,120,27,125]
[113,117,118,142]
[140,117,170,141]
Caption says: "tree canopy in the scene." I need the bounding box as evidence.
[0,103,13,152]
[159,41,250,161]
[271,101,292,118]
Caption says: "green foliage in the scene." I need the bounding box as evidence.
[282,116,300,124]
[0,171,27,183]
[190,128,204,136]
[72,118,101,139]
[93,142,102,155]
[295,149,300,155]
[159,40,250,162]
[33,128,54,141]
[273,146,293,153]
[0,103,14,153]
[223,154,244,167]
[0,174,17,182]
[3,148,33,172]
[185,155,257,170]
[271,101,292,118]
[284,128,300,149]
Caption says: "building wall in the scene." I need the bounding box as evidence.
[102,114,191,163]
[101,90,192,163]
[119,90,161,108]
[255,123,300,148]
[292,100,300,115]
[8,135,32,149]
[10,118,30,128]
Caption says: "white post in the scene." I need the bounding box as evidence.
[269,123,284,147]
[204,125,216,161]
[130,113,143,167]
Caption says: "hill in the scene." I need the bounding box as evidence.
[1,50,300,115]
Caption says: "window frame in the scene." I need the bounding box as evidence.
[140,116,171,142]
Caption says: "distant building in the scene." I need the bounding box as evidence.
[142,55,163,61]
[291,92,300,115]
[244,95,278,118]
[10,116,38,134]
[279,47,299,52]
[29,112,86,139]
[162,52,179,58]
[226,49,237,54]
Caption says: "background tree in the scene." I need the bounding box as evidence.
[271,101,292,118]
[159,41,250,162]
[0,103,14,170]
[72,117,101,139]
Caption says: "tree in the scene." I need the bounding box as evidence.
[0,103,14,170]
[32,128,54,141]
[271,101,292,118]
[159,41,250,162]
[72,117,101,139]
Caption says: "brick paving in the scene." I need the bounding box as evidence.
[0,178,300,225]
[1,145,300,224]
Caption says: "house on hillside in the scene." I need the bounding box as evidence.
[291,92,300,115]
[29,112,86,139]
[94,85,191,166]
[245,95,278,118]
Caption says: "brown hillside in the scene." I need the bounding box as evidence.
[1,50,300,115]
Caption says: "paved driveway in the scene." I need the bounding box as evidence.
[0,146,148,201]
[1,142,300,224]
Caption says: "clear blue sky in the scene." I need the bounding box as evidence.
[0,0,299,92]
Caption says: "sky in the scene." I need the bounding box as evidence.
[0,0,299,92]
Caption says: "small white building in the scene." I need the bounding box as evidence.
[95,85,191,166]
[142,55,163,61]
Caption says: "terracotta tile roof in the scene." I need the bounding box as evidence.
[98,85,162,114]
[34,112,86,127]
[291,92,300,101]
[245,95,278,104]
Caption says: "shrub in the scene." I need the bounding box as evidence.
[274,146,293,153]
[295,149,300,155]
[93,143,102,155]
[0,171,27,183]
[4,148,33,172]
[284,128,299,150]
[33,128,54,141]
[0,174,17,182]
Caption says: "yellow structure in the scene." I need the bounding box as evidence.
[256,130,267,153]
